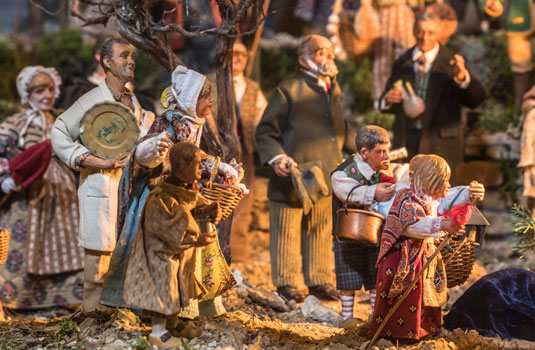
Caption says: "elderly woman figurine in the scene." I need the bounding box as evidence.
[0,66,84,311]
[102,66,239,335]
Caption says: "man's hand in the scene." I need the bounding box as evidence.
[81,154,129,170]
[385,87,403,104]
[450,54,468,82]
[271,155,297,177]
[195,231,217,247]
[441,217,465,236]
[468,180,485,202]
[204,202,222,224]
[374,182,396,202]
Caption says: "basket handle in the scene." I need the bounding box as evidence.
[343,185,361,215]
[206,156,221,188]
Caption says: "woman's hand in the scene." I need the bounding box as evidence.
[195,231,217,247]
[468,181,485,202]
[440,217,465,236]
[204,202,222,224]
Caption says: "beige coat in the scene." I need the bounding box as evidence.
[123,181,211,315]
[51,81,154,252]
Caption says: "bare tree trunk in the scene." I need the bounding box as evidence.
[213,32,242,162]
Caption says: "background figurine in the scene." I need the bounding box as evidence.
[51,38,155,312]
[482,0,534,105]
[208,41,267,262]
[380,12,486,174]
[228,41,267,262]
[519,84,535,217]
[124,142,221,348]
[0,66,84,310]
[255,34,354,303]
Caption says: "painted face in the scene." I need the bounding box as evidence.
[431,171,451,199]
[301,37,338,77]
[232,42,248,76]
[176,151,202,183]
[361,142,391,172]
[27,73,55,111]
[105,43,136,82]
[195,85,213,118]
[415,20,440,53]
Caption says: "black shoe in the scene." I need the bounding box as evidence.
[308,284,340,301]
[276,285,305,303]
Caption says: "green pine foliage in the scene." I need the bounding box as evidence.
[511,204,535,256]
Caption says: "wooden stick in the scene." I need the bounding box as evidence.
[444,237,467,266]
[245,0,271,79]
[367,234,453,349]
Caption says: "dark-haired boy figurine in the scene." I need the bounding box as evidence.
[331,125,395,328]
[124,142,220,348]
[51,37,154,311]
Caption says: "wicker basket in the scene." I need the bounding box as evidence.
[439,237,475,288]
[202,182,244,220]
[0,228,10,265]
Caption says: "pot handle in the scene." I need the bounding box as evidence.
[344,185,361,215]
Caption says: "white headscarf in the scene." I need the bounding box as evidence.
[16,66,61,106]
[170,66,207,118]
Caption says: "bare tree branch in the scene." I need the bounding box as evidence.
[29,0,68,16]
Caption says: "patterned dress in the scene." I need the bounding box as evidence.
[370,185,447,340]
[0,109,84,309]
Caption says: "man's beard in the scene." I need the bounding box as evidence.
[303,57,339,77]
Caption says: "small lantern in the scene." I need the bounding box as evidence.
[465,206,490,246]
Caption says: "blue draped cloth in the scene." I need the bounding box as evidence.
[443,268,535,341]
[100,161,152,308]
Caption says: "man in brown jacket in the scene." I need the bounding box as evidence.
[255,34,353,302]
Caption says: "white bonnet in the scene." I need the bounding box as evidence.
[16,66,61,105]
[171,65,207,117]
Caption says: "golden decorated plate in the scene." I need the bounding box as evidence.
[80,101,139,159]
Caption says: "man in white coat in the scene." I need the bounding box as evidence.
[51,38,154,312]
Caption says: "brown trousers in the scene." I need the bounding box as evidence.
[269,196,333,287]
[83,249,111,312]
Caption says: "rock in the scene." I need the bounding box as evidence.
[105,335,116,344]
[299,295,342,325]
[246,286,290,312]
[208,340,217,347]
[375,339,393,348]
[287,299,297,310]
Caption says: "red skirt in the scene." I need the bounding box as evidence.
[369,248,442,340]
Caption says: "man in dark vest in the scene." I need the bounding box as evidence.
[331,125,395,328]
[256,34,353,302]
[380,11,486,174]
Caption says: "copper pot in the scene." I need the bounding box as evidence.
[334,208,385,246]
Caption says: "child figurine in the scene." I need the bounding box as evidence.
[123,142,221,348]
[331,125,396,328]
[370,154,484,341]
